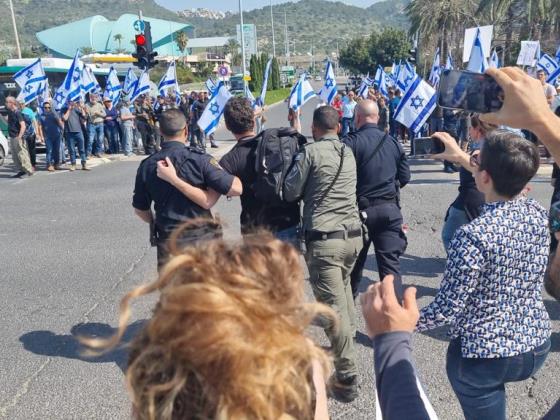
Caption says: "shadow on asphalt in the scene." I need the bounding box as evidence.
[401,254,446,279]
[19,320,146,372]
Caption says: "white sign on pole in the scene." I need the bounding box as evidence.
[236,24,257,69]
[516,41,541,66]
[462,25,494,62]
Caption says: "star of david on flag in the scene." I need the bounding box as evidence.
[198,81,232,135]
[53,50,82,111]
[319,60,337,105]
[537,53,559,76]
[158,61,181,105]
[394,77,436,134]
[397,62,418,94]
[123,68,138,95]
[13,58,48,105]
[104,67,122,106]
[289,73,316,111]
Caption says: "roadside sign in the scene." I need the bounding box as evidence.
[218,65,228,77]
[243,75,251,81]
[133,20,145,33]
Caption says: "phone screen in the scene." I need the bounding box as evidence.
[550,201,560,233]
[412,137,445,157]
[438,70,504,113]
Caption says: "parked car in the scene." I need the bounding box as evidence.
[314,75,322,81]
[0,130,8,166]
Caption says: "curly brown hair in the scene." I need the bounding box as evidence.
[82,223,335,420]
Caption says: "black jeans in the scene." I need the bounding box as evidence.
[350,202,407,299]
[136,120,155,155]
[25,133,36,167]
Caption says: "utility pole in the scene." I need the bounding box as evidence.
[8,0,22,59]
[239,0,248,91]
[270,0,276,57]
[284,10,290,66]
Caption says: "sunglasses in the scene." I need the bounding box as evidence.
[469,152,481,168]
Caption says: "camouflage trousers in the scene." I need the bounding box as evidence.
[9,136,33,174]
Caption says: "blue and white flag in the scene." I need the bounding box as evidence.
[53,50,82,111]
[357,74,374,98]
[13,58,48,104]
[466,29,488,73]
[428,48,441,86]
[259,58,273,105]
[445,52,454,70]
[537,53,559,76]
[158,61,181,104]
[245,84,256,108]
[130,70,151,102]
[394,77,437,134]
[489,50,500,69]
[374,66,389,97]
[123,68,138,95]
[546,65,560,84]
[104,67,122,106]
[81,65,101,94]
[205,78,217,96]
[319,60,337,105]
[555,44,560,63]
[289,73,316,111]
[198,81,232,135]
[397,62,418,94]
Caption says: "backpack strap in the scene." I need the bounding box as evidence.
[358,133,388,171]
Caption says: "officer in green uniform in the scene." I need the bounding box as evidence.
[284,105,363,403]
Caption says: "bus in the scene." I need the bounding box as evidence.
[229,74,245,95]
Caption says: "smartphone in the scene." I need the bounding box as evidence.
[550,201,560,233]
[438,69,504,113]
[411,137,445,157]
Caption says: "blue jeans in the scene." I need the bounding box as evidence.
[275,225,299,247]
[105,125,119,154]
[121,125,133,155]
[446,337,550,420]
[442,206,470,252]
[341,117,353,136]
[66,131,86,165]
[88,123,104,155]
[45,134,61,165]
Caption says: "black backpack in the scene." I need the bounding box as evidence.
[252,127,308,205]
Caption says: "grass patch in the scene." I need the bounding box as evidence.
[254,88,292,106]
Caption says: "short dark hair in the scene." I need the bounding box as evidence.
[313,106,340,131]
[159,109,187,138]
[479,130,540,198]
[224,97,254,134]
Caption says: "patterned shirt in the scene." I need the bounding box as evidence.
[417,197,551,358]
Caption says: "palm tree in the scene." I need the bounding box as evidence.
[406,0,477,67]
[81,46,95,55]
[224,39,242,67]
[113,33,123,52]
[175,31,189,54]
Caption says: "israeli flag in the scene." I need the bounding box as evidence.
[245,84,256,107]
[53,50,82,111]
[394,77,437,134]
[445,52,454,70]
[81,65,101,94]
[357,74,374,98]
[318,60,337,105]
[123,68,138,95]
[104,67,122,106]
[428,48,441,86]
[259,58,273,105]
[13,58,48,104]
[397,62,418,94]
[289,73,316,111]
[555,44,560,63]
[546,65,560,84]
[374,66,389,98]
[466,29,488,73]
[158,61,181,104]
[537,53,559,76]
[130,70,151,102]
[205,78,217,96]
[489,50,500,69]
[198,81,232,135]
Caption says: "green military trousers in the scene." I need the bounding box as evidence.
[305,235,363,379]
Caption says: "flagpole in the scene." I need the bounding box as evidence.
[239,0,248,92]
[270,0,276,57]
[8,0,22,59]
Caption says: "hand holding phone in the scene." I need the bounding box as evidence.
[411,137,445,157]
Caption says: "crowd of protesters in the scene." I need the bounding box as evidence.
[5,90,219,177]
[79,66,560,420]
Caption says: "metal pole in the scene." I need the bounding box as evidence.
[270,0,276,57]
[239,0,248,91]
[284,10,290,66]
[8,0,22,59]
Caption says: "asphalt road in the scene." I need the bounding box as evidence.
[0,96,559,419]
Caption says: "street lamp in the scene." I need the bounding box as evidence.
[239,0,248,92]
[8,0,22,59]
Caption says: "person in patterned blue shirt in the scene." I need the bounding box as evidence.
[418,130,551,420]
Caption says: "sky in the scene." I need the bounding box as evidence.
[155,0,380,12]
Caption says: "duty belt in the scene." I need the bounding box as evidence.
[305,228,362,242]
[358,196,397,210]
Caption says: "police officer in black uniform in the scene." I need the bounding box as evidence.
[342,99,411,298]
[132,108,242,269]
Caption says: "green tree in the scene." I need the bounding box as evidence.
[113,33,123,51]
[249,54,263,91]
[225,39,242,67]
[271,57,281,90]
[175,31,189,54]
[80,46,95,55]
[339,37,371,74]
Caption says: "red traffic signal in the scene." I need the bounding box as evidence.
[135,34,146,46]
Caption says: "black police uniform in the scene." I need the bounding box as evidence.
[132,141,234,268]
[342,123,411,298]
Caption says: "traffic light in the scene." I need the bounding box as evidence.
[408,48,417,64]
[132,22,158,70]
